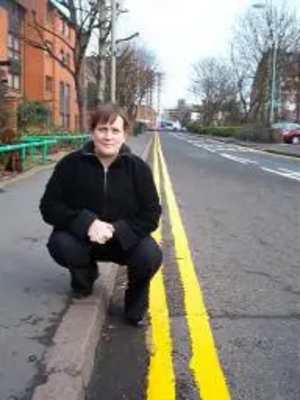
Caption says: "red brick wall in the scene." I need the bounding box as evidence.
[22,1,78,130]
[0,7,8,61]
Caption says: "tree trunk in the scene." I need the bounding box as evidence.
[75,75,87,132]
[127,104,138,124]
[96,50,106,106]
[96,0,107,106]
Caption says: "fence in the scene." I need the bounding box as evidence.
[0,134,90,173]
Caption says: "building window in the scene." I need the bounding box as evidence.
[65,84,71,110]
[60,50,71,66]
[46,10,53,25]
[61,19,66,35]
[60,19,70,37]
[65,83,71,128]
[59,81,65,114]
[45,76,53,92]
[9,3,22,32]
[7,72,20,89]
[65,23,69,38]
[8,33,20,61]
[59,81,72,129]
[65,53,71,67]
[45,40,53,57]
[60,49,65,63]
[60,113,65,127]
[65,114,70,129]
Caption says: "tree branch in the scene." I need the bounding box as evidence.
[22,35,75,78]
[27,15,75,53]
[116,32,139,45]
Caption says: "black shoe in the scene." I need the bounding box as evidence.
[70,263,98,293]
[126,316,147,328]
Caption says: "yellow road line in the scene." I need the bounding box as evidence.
[147,136,175,400]
[156,134,231,399]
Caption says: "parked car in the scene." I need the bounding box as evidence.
[160,120,182,131]
[272,122,300,144]
[147,123,160,131]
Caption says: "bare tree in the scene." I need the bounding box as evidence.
[85,43,158,121]
[191,57,239,125]
[23,0,110,130]
[93,4,139,106]
[115,45,158,120]
[96,0,111,106]
[231,1,300,124]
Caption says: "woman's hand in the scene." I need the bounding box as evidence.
[88,219,114,245]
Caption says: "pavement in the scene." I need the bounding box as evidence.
[0,132,153,400]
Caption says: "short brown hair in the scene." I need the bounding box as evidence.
[89,104,130,132]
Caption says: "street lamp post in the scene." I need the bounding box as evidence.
[269,39,277,125]
[252,2,277,125]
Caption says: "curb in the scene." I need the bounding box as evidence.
[263,149,300,159]
[32,133,154,400]
[0,152,67,190]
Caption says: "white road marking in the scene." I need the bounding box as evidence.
[261,167,300,181]
[193,143,216,152]
[278,167,300,176]
[167,132,300,182]
[220,153,258,165]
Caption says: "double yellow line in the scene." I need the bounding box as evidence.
[147,134,231,400]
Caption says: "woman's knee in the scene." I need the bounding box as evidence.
[47,231,91,268]
[128,236,163,275]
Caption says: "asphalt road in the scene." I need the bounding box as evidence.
[0,134,150,400]
[87,131,300,400]
[171,131,300,181]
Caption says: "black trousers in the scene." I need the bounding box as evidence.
[47,231,162,320]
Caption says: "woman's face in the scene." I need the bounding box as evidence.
[92,115,127,158]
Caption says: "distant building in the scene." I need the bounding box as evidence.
[164,99,198,126]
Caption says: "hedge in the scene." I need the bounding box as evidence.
[187,124,241,138]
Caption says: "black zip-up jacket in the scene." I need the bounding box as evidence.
[40,141,161,250]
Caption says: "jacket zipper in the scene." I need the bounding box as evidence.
[102,167,108,217]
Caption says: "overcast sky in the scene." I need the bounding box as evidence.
[119,0,300,108]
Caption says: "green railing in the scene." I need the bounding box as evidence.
[0,134,90,172]
[0,140,57,171]
[20,134,90,147]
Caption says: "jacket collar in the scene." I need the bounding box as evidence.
[81,140,132,158]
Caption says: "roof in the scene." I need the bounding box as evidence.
[48,0,71,23]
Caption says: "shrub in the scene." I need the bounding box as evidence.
[18,100,50,131]
[187,124,241,138]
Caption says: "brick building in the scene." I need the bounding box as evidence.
[278,53,300,122]
[0,0,78,131]
[251,51,300,124]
